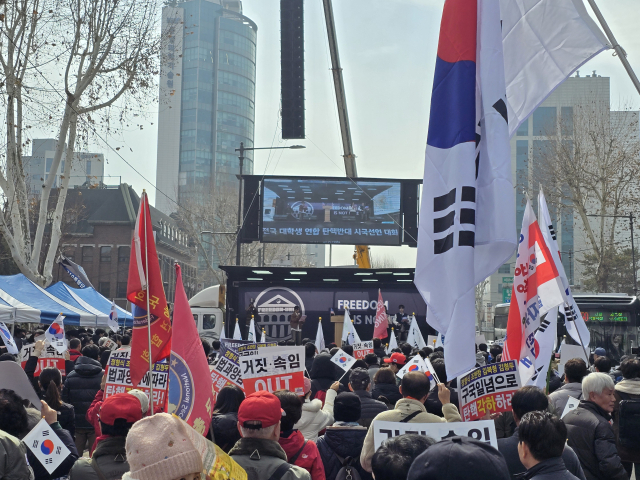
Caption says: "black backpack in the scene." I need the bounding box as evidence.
[334,454,362,480]
[618,395,640,449]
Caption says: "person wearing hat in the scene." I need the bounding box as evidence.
[316,393,372,480]
[229,391,310,480]
[549,358,588,415]
[122,413,203,480]
[359,372,461,473]
[590,348,607,372]
[406,436,510,480]
[295,377,340,441]
[69,392,144,480]
[364,353,380,385]
[383,353,406,385]
[348,368,387,427]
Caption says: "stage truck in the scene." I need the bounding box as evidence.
[220,266,433,344]
[491,294,640,360]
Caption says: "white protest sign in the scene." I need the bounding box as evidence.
[23,418,71,474]
[559,344,589,377]
[20,342,67,377]
[561,396,580,419]
[0,360,42,411]
[239,345,305,395]
[397,355,428,380]
[352,341,374,360]
[102,338,118,351]
[330,348,357,373]
[373,419,498,451]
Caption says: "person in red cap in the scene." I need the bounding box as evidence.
[384,352,407,384]
[69,392,144,480]
[229,391,311,480]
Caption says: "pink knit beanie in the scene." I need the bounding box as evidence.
[125,413,203,480]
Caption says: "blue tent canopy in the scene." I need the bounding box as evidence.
[0,274,132,327]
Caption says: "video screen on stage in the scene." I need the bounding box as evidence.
[261,177,402,245]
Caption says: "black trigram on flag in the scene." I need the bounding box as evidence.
[537,317,552,333]
[564,304,577,322]
[548,223,557,241]
[433,186,476,254]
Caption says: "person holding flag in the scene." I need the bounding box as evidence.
[127,190,172,404]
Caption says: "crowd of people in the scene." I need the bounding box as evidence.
[0,326,639,480]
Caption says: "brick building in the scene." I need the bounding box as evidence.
[53,184,197,307]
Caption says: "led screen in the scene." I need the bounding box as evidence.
[261,178,402,245]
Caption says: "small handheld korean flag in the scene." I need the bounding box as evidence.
[24,418,71,474]
[45,314,67,354]
[108,301,119,333]
[425,358,441,386]
[397,355,428,380]
[330,348,356,373]
[0,322,19,355]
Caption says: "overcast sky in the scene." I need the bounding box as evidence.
[94,0,640,268]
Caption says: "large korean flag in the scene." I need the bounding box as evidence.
[24,418,71,474]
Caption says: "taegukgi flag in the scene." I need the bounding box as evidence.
[24,418,71,474]
[45,314,67,354]
[330,348,356,373]
[502,198,564,385]
[0,322,19,354]
[415,0,516,379]
[108,301,119,333]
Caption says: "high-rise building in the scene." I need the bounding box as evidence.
[155,0,257,215]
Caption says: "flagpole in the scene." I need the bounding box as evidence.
[143,192,155,415]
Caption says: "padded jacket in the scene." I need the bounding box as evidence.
[211,412,241,453]
[549,382,583,416]
[229,437,310,480]
[69,436,129,480]
[522,457,582,480]
[295,389,337,441]
[370,383,402,406]
[0,430,32,480]
[279,430,325,480]
[564,401,627,480]
[352,390,387,428]
[316,425,372,480]
[62,356,103,429]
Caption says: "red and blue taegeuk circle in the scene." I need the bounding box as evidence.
[338,356,347,364]
[408,365,420,372]
[40,439,54,455]
[48,323,63,338]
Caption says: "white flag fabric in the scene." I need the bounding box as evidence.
[315,320,325,353]
[501,0,610,136]
[415,0,516,380]
[539,188,590,347]
[247,318,256,343]
[386,329,398,355]
[341,310,361,346]
[24,418,71,474]
[233,321,242,341]
[45,314,67,354]
[330,349,356,373]
[219,323,226,341]
[435,331,444,349]
[108,301,119,333]
[260,329,266,343]
[503,199,565,385]
[0,322,19,354]
[406,315,427,350]
[397,355,429,380]
[528,306,558,389]
[425,358,441,385]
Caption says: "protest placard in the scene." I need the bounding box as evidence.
[236,342,278,356]
[458,360,520,422]
[102,338,118,351]
[210,342,244,400]
[352,341,374,360]
[240,345,305,395]
[558,344,589,376]
[23,418,71,474]
[104,350,169,412]
[0,360,42,411]
[372,419,498,450]
[20,342,66,377]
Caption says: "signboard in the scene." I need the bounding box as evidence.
[458,361,520,422]
[240,345,305,395]
[104,350,169,412]
[20,343,66,377]
[211,342,244,395]
[261,177,402,246]
[352,341,374,360]
[503,287,512,303]
[558,344,589,376]
[582,311,629,322]
[372,419,498,451]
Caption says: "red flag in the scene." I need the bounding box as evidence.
[127,191,172,388]
[373,289,389,339]
[168,263,215,434]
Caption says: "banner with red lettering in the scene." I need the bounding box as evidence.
[20,342,66,377]
[352,341,374,360]
[239,345,305,395]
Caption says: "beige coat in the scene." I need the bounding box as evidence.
[359,398,462,472]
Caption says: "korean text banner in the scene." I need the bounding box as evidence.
[211,342,244,399]
[458,360,520,422]
[105,350,169,412]
[352,341,374,360]
[240,345,305,395]
[20,342,66,377]
[372,419,498,450]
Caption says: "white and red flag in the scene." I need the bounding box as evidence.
[373,289,388,340]
[503,198,564,384]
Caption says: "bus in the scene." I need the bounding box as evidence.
[491,294,640,362]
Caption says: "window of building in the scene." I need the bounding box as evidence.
[533,107,557,136]
[86,160,92,175]
[45,158,53,172]
[99,282,111,298]
[100,246,112,262]
[116,282,127,298]
[498,264,511,274]
[118,246,130,263]
[561,107,574,136]
[82,246,94,264]
[516,118,529,137]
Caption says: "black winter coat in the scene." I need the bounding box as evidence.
[211,412,241,453]
[373,347,387,360]
[371,383,402,406]
[62,356,103,429]
[316,426,373,480]
[310,353,338,399]
[36,390,76,439]
[424,385,459,417]
[522,457,581,480]
[564,401,628,480]
[352,390,387,428]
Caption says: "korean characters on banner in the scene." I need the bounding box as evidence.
[458,360,521,422]
[211,342,244,398]
[352,341,374,360]
[20,342,66,377]
[240,345,305,395]
[104,350,169,412]
[372,420,498,451]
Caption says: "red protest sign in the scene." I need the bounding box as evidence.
[243,371,305,395]
[240,345,305,395]
[352,341,374,360]
[20,343,66,377]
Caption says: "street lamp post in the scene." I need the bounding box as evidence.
[234,143,305,266]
